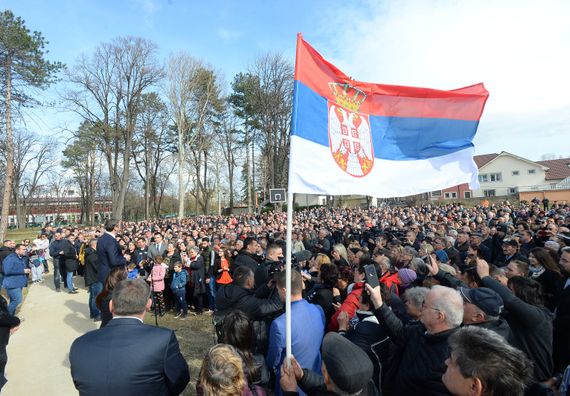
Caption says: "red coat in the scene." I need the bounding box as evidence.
[380,271,401,295]
[328,282,364,332]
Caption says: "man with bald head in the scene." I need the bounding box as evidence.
[367,283,463,395]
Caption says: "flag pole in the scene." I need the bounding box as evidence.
[285,192,294,363]
[284,32,302,365]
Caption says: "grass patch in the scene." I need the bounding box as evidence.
[6,227,42,242]
[144,312,216,396]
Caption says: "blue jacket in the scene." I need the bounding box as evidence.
[2,253,28,289]
[171,271,187,290]
[97,232,127,283]
[266,299,325,396]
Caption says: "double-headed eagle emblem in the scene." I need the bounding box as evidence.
[328,83,374,177]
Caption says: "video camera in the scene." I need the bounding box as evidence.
[269,249,313,278]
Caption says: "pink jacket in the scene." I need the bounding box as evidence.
[148,265,166,292]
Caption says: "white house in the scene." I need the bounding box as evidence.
[428,152,570,200]
[473,152,549,198]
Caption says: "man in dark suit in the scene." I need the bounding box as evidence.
[96,219,127,284]
[69,279,190,395]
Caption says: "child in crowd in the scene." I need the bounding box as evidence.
[29,248,45,284]
[171,262,188,319]
[127,263,139,279]
[147,258,166,316]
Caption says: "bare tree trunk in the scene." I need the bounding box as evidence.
[0,58,14,240]
[178,137,185,218]
[245,125,252,213]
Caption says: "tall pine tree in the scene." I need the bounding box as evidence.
[0,10,63,238]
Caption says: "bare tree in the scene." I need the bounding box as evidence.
[250,53,294,194]
[164,52,202,218]
[64,36,163,220]
[131,92,175,219]
[216,109,241,212]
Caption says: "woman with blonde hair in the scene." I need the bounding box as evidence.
[197,344,249,396]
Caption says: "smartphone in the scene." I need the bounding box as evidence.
[364,264,379,288]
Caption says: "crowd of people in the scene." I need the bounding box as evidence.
[0,198,569,395]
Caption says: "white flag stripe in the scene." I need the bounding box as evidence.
[288,135,480,198]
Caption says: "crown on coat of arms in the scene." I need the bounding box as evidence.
[328,82,367,112]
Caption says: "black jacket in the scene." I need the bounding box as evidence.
[466,319,513,342]
[532,269,563,312]
[216,283,282,354]
[63,240,79,273]
[70,317,190,396]
[306,284,335,326]
[0,296,20,346]
[233,251,262,273]
[554,279,570,372]
[216,284,282,322]
[373,304,456,396]
[481,276,553,381]
[0,247,13,274]
[84,247,99,287]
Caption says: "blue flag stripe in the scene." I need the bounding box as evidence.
[292,81,479,161]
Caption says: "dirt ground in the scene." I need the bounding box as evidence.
[144,312,216,396]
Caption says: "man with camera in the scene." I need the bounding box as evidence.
[255,243,283,289]
[233,237,263,273]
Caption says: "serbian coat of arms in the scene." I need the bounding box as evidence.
[327,83,374,177]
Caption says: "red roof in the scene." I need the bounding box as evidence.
[473,153,498,168]
[537,158,570,180]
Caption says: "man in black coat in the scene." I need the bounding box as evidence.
[554,247,570,373]
[216,266,282,354]
[49,232,67,291]
[84,239,102,321]
[254,243,283,289]
[0,240,14,289]
[367,282,464,395]
[70,279,189,396]
[233,237,262,273]
[96,219,127,284]
[0,295,20,391]
[476,259,553,382]
[458,287,512,341]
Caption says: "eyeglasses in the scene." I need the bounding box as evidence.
[422,301,441,312]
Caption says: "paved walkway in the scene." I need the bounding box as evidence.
[3,273,98,395]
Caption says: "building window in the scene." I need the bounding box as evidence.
[490,172,502,182]
[484,189,496,197]
[431,191,442,197]
[509,188,517,195]
[478,174,488,183]
[528,169,536,174]
[444,192,457,199]
[512,170,519,176]
[464,191,472,198]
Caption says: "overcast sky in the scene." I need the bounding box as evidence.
[4,0,570,161]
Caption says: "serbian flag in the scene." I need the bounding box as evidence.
[289,34,489,197]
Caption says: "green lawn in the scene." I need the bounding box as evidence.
[6,227,42,243]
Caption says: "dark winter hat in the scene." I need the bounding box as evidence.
[496,224,508,233]
[292,250,312,262]
[459,287,504,317]
[398,268,417,287]
[321,332,373,393]
[502,238,518,247]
